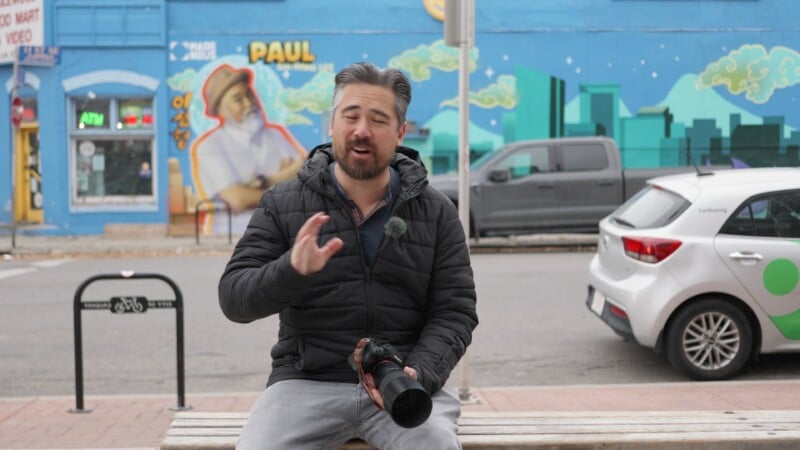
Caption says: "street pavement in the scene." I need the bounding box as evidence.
[2,231,798,449]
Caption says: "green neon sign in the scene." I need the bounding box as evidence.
[79,111,105,127]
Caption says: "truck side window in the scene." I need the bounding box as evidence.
[559,144,608,172]
[496,146,550,179]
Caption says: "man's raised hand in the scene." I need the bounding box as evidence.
[290,212,344,275]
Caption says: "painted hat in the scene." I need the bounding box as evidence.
[203,65,251,116]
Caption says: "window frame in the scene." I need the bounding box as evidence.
[494,145,552,180]
[720,190,800,238]
[68,96,158,211]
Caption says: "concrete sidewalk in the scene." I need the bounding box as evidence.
[3,380,800,449]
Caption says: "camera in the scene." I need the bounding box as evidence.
[355,338,432,428]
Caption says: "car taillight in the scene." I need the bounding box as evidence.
[622,237,682,263]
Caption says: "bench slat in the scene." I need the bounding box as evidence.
[160,410,800,450]
[160,432,800,450]
[166,417,800,431]
[167,411,800,428]
[172,409,797,421]
[165,424,800,437]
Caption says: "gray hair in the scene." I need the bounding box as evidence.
[332,62,411,129]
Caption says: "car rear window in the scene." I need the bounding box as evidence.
[610,185,690,229]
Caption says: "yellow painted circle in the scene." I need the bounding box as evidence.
[423,0,445,22]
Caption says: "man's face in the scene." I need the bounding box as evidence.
[330,83,406,181]
[218,81,256,123]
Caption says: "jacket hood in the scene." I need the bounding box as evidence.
[300,143,428,199]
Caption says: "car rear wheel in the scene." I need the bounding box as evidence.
[665,299,753,381]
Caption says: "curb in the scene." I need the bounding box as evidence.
[1,234,598,259]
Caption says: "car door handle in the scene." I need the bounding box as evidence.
[729,251,763,262]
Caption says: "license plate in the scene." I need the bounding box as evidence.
[590,289,606,316]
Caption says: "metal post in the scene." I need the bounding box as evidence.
[162,274,189,411]
[9,47,19,248]
[69,282,90,413]
[456,0,477,404]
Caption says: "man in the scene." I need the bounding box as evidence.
[218,61,478,449]
[191,64,306,232]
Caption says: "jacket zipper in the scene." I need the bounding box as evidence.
[325,171,417,338]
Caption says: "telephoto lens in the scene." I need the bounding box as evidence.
[371,360,432,428]
[353,338,433,428]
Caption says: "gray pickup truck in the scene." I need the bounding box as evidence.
[427,136,721,236]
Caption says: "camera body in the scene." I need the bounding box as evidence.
[359,339,405,374]
[356,338,433,428]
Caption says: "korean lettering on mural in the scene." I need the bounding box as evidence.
[171,92,192,150]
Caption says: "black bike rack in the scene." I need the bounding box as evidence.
[195,199,232,245]
[69,271,191,413]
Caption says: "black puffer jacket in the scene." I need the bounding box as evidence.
[218,143,478,395]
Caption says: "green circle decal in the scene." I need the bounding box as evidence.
[763,259,800,296]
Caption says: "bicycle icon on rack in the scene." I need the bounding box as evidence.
[110,296,148,314]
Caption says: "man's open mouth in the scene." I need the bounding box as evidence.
[352,145,372,155]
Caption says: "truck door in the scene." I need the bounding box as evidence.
[553,141,622,229]
[477,143,559,232]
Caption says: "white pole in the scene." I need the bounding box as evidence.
[457,0,476,404]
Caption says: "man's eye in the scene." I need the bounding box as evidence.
[372,119,387,125]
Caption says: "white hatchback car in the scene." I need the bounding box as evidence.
[587,167,800,380]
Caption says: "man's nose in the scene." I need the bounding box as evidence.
[352,119,371,138]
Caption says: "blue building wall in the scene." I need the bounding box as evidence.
[0,0,796,235]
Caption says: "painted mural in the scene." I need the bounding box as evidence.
[166,29,800,233]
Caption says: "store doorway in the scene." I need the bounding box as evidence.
[14,124,43,224]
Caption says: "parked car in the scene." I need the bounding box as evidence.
[427,137,728,236]
[587,167,800,380]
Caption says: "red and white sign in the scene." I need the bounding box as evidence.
[10,95,22,127]
[0,0,44,64]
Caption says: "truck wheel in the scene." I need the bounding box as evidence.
[665,298,752,381]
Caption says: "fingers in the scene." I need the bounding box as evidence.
[290,213,343,276]
[364,373,377,391]
[364,374,385,410]
[296,212,328,242]
[370,388,385,410]
[403,366,418,380]
[320,237,344,259]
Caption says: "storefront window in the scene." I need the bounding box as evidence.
[70,96,156,207]
[118,99,154,129]
[75,139,153,198]
[21,97,37,123]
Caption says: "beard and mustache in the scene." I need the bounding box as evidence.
[227,108,265,135]
[333,137,394,181]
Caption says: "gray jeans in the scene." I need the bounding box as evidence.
[236,379,462,450]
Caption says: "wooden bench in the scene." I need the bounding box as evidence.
[160,410,800,449]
